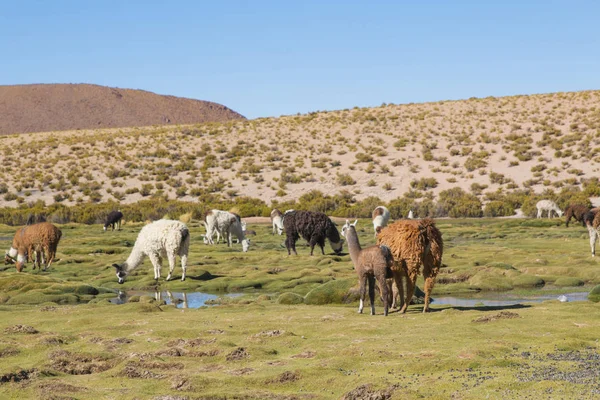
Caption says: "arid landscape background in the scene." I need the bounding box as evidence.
[1,86,599,216]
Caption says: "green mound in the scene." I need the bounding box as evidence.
[553,277,585,287]
[276,292,304,305]
[304,278,356,305]
[512,275,545,288]
[588,285,600,302]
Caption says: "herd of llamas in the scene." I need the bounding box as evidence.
[3,200,600,315]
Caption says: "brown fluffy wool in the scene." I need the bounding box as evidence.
[376,218,443,313]
[9,222,62,272]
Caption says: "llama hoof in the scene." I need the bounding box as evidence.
[166,275,172,281]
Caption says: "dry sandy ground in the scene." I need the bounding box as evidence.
[1,90,599,208]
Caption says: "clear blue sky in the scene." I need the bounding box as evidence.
[2,1,599,119]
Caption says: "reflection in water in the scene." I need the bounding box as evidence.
[112,290,240,308]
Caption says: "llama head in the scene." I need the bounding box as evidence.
[275,218,284,235]
[202,235,209,244]
[341,219,358,237]
[4,250,16,265]
[330,238,344,254]
[113,263,127,284]
[15,253,26,272]
[242,239,250,252]
[557,209,564,217]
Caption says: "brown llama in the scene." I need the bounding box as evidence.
[376,218,443,313]
[342,220,393,316]
[564,204,589,227]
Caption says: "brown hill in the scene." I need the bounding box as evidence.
[0,83,245,135]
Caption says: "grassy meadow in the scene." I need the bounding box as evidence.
[0,217,600,399]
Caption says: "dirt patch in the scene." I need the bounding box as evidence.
[292,351,316,359]
[170,377,192,391]
[341,384,396,400]
[155,348,185,357]
[167,338,216,348]
[186,349,220,358]
[226,347,249,361]
[229,367,255,376]
[111,337,134,344]
[0,369,37,383]
[4,324,38,334]
[252,330,285,338]
[126,361,183,370]
[267,371,300,384]
[472,311,520,323]
[40,336,68,345]
[0,347,20,357]
[48,350,115,375]
[37,381,84,394]
[206,329,225,335]
[122,365,165,379]
[153,396,189,400]
[39,306,57,312]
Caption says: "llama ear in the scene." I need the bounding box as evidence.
[112,263,122,271]
[352,219,358,226]
[376,226,383,234]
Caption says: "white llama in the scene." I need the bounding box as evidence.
[112,219,189,283]
[536,200,563,218]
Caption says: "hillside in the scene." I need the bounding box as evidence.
[1,90,600,211]
[0,84,245,135]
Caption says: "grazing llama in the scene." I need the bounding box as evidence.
[564,204,589,227]
[104,210,123,231]
[5,222,62,272]
[283,210,344,256]
[270,209,284,235]
[585,210,600,257]
[112,219,189,283]
[342,220,393,316]
[536,200,563,218]
[371,206,391,237]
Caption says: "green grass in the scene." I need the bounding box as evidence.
[0,218,599,398]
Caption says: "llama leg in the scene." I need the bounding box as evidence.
[358,274,367,314]
[377,274,389,316]
[308,236,318,256]
[166,252,176,281]
[148,253,161,280]
[537,208,541,218]
[368,275,376,316]
[393,269,405,311]
[180,252,187,281]
[422,264,438,313]
[401,268,418,314]
[588,226,597,257]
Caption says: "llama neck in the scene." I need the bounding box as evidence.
[124,245,145,273]
[346,227,362,263]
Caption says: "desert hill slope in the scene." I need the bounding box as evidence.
[0,83,245,135]
[1,90,600,210]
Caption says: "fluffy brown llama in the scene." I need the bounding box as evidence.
[564,204,589,227]
[342,220,393,316]
[376,218,443,313]
[5,222,62,272]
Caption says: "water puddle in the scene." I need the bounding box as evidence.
[111,290,589,309]
[432,291,588,307]
[111,290,243,308]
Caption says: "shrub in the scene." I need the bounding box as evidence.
[483,201,515,217]
[336,173,356,186]
[410,177,438,190]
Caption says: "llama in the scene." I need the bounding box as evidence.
[342,220,393,316]
[5,222,62,272]
[376,218,443,313]
[536,200,563,218]
[112,219,189,283]
[204,210,249,251]
[104,210,123,231]
[283,210,344,256]
[585,210,600,257]
[270,209,284,235]
[372,206,391,237]
[564,204,589,227]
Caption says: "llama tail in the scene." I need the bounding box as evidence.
[181,227,190,245]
